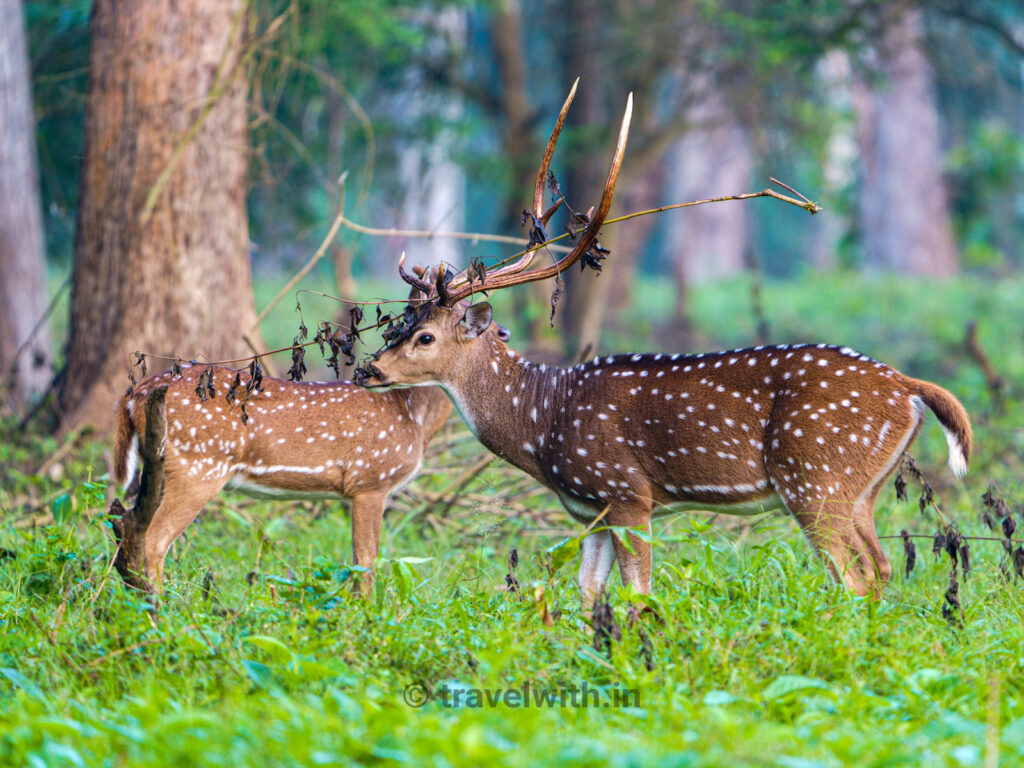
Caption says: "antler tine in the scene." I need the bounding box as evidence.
[532,77,578,220]
[444,91,632,305]
[398,252,433,295]
[445,79,579,297]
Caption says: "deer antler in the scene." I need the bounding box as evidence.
[428,84,632,307]
[445,80,579,296]
[398,252,434,297]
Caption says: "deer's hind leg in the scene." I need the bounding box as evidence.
[764,457,894,598]
[763,400,925,596]
[775,491,890,597]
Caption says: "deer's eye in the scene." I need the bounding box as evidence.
[416,333,435,346]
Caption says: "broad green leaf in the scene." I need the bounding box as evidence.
[546,537,580,572]
[51,493,74,525]
[242,635,295,664]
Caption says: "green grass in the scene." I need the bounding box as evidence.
[2,272,1024,767]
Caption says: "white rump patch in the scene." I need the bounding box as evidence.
[122,435,140,489]
[943,427,968,478]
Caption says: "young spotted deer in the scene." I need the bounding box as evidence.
[357,88,971,604]
[111,361,452,595]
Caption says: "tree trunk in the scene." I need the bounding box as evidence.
[60,0,263,433]
[394,9,466,270]
[852,7,959,276]
[810,50,857,272]
[558,0,610,357]
[606,168,665,317]
[664,91,753,290]
[0,0,52,410]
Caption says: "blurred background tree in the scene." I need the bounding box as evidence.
[6,0,1024,430]
[0,0,51,411]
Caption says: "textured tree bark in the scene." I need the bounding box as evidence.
[0,0,53,409]
[852,7,959,277]
[61,0,264,433]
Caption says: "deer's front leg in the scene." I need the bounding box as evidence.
[578,526,617,611]
[610,522,653,597]
[349,491,386,598]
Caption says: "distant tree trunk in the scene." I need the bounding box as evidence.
[0,0,52,410]
[60,0,263,433]
[491,0,563,356]
[663,91,753,291]
[852,7,958,276]
[810,50,857,271]
[559,0,610,357]
[606,168,665,317]
[395,9,465,269]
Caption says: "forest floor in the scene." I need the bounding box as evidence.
[2,272,1024,767]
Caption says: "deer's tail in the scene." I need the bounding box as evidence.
[113,394,141,489]
[905,377,972,478]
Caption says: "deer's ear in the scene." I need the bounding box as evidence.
[496,323,511,342]
[460,302,493,339]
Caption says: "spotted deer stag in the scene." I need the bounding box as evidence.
[356,87,971,604]
[111,331,453,596]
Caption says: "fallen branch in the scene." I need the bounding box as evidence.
[965,320,1005,408]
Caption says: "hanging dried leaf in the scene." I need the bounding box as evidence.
[549,272,564,326]
[592,595,622,654]
[133,351,147,378]
[1002,512,1016,541]
[900,529,916,578]
[919,482,934,515]
[503,547,520,598]
[196,366,215,402]
[894,469,908,503]
[248,359,264,392]
[171,360,183,379]
[226,373,242,404]
[932,530,946,559]
[505,572,521,594]
[944,523,962,568]
[942,570,962,626]
[522,209,548,248]
[900,453,923,482]
[546,170,562,201]
[467,257,488,287]
[580,241,610,273]
[314,323,329,357]
[1014,546,1024,579]
[349,306,364,338]
[959,541,971,577]
[287,337,307,382]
